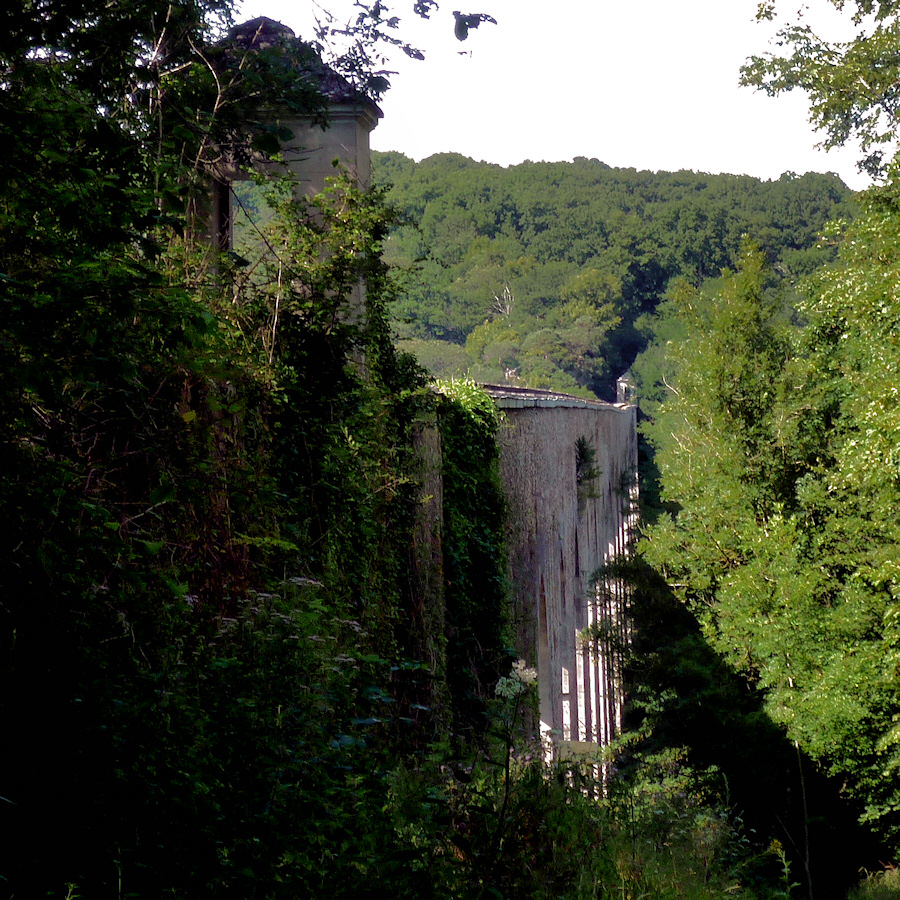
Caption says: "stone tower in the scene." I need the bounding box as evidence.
[207,16,383,249]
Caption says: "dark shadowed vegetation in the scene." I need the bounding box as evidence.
[3,0,900,897]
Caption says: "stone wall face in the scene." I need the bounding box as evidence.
[489,389,638,757]
[279,105,379,196]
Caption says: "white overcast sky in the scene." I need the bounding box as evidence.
[235,0,873,190]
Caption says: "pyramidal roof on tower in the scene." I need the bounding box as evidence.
[225,16,382,117]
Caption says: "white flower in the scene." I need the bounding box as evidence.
[512,659,538,685]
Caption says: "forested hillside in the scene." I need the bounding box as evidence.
[374,151,854,398]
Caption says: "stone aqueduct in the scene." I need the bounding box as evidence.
[215,17,639,759]
[488,385,637,758]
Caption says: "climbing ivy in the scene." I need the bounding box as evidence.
[434,379,511,740]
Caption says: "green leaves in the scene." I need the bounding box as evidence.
[741,2,900,176]
[640,196,900,849]
[434,379,509,736]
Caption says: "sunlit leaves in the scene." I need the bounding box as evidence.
[641,199,900,846]
[742,3,900,175]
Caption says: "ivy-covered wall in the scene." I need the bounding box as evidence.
[434,379,511,741]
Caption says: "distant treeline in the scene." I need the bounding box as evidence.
[374,151,854,398]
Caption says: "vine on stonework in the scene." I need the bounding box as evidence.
[434,378,511,740]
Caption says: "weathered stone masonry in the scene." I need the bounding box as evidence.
[485,385,638,758]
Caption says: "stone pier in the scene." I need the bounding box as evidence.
[484,385,638,759]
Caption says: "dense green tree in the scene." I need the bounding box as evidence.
[638,223,900,852]
[632,0,900,858]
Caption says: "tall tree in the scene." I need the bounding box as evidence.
[642,201,900,857]
[635,0,900,855]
